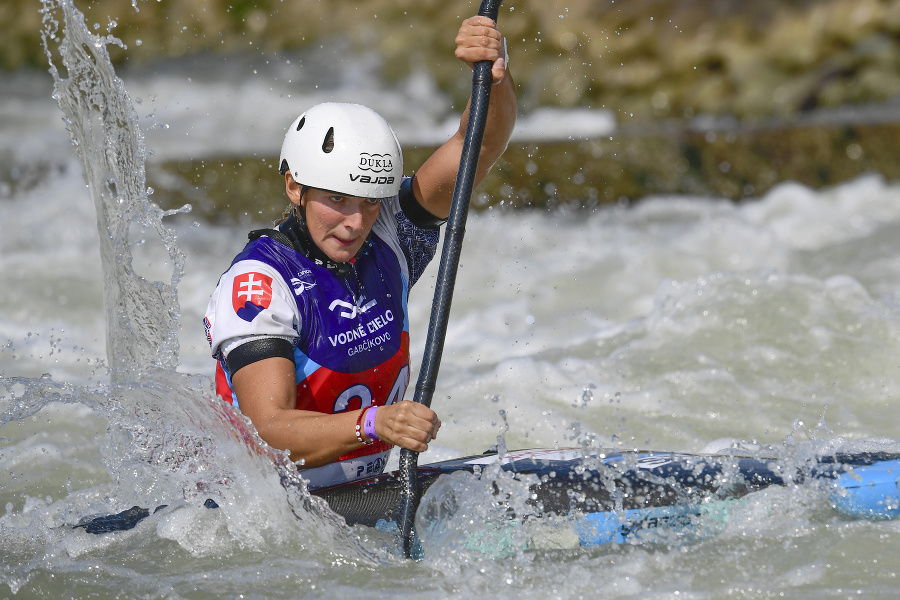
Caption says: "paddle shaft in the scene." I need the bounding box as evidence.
[397,0,505,558]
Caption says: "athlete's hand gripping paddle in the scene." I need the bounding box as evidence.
[397,0,506,559]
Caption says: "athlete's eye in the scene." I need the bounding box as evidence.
[328,195,345,203]
[366,197,384,205]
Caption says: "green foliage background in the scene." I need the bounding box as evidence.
[9,0,900,118]
[8,0,900,215]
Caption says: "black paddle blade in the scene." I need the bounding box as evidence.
[73,505,160,534]
[73,500,219,534]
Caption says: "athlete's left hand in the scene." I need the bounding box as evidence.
[455,16,508,85]
[375,400,441,452]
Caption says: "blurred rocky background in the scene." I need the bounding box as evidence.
[6,0,900,213]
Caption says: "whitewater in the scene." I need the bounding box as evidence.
[2,1,900,597]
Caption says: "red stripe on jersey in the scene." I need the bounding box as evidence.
[215,361,235,405]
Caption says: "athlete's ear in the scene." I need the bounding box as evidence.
[285,173,304,208]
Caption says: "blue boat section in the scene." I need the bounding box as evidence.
[576,504,701,546]
[828,458,900,519]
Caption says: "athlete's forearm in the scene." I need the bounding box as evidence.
[230,357,440,468]
[230,357,364,466]
[412,71,517,219]
[256,407,367,468]
[465,69,517,174]
[260,400,441,467]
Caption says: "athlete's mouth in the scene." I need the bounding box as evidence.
[332,236,358,247]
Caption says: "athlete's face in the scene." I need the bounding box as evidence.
[286,175,382,263]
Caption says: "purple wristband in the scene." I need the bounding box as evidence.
[363,406,379,442]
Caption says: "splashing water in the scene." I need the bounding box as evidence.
[41,0,185,383]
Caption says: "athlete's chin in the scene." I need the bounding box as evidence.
[323,242,362,263]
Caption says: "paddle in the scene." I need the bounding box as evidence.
[396,0,506,558]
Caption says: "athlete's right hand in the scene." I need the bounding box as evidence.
[375,400,441,452]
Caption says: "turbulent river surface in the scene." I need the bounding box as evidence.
[3,1,900,598]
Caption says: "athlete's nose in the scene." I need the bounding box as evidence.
[342,207,364,232]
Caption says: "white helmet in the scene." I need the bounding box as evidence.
[279,103,403,198]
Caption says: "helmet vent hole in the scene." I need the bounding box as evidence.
[296,117,305,131]
[322,127,335,153]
